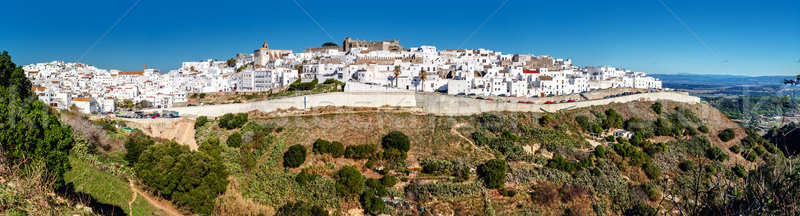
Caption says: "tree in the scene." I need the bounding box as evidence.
[225,58,236,68]
[382,131,410,152]
[330,141,345,158]
[335,166,365,197]
[360,191,385,215]
[478,159,507,189]
[226,132,242,148]
[283,144,307,168]
[134,141,228,214]
[418,69,427,92]
[0,51,73,190]
[124,132,155,165]
[322,42,338,47]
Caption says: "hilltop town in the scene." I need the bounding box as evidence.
[23,37,661,114]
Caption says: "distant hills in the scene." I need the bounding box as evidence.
[651,73,797,96]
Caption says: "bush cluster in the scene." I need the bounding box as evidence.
[226,132,242,148]
[218,113,248,129]
[283,144,307,168]
[276,201,328,216]
[313,139,345,158]
[718,128,736,142]
[344,144,377,159]
[124,132,155,165]
[602,109,624,129]
[652,102,663,114]
[478,159,507,189]
[289,78,318,91]
[134,141,229,214]
[547,154,593,173]
[195,116,209,129]
[0,51,75,190]
[334,166,364,197]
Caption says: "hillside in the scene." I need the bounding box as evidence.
[178,98,796,215]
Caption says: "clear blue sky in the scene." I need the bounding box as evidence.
[1,0,798,75]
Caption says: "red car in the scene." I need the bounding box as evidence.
[545,101,554,104]
[486,98,494,101]
[568,99,576,102]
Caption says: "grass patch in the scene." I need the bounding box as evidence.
[64,156,160,216]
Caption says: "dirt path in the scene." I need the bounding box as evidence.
[129,181,183,216]
[128,185,136,215]
[450,122,493,156]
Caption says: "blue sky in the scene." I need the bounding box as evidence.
[1,0,798,75]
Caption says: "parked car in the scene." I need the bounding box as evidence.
[545,101,554,104]
[568,99,576,102]
[476,96,485,100]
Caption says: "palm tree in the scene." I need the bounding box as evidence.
[418,69,427,92]
[393,66,401,88]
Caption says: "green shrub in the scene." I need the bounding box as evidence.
[745,151,760,162]
[642,162,661,179]
[698,125,710,133]
[422,158,454,175]
[624,202,656,216]
[729,145,742,153]
[365,158,377,169]
[382,131,410,152]
[329,141,345,158]
[732,165,747,178]
[218,113,248,129]
[313,139,331,154]
[195,116,209,129]
[313,139,344,158]
[478,159,507,189]
[283,144,307,168]
[380,175,398,187]
[344,144,377,159]
[124,132,155,165]
[594,145,607,158]
[289,78,319,91]
[335,166,365,197]
[754,145,767,156]
[499,187,517,197]
[454,167,470,182]
[540,114,554,125]
[478,113,506,132]
[652,102,663,114]
[602,109,624,129]
[226,132,242,148]
[679,160,695,171]
[360,191,385,215]
[705,146,728,161]
[276,201,328,216]
[547,154,592,173]
[296,169,320,185]
[472,130,491,146]
[134,141,229,214]
[718,128,736,142]
[382,148,407,163]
